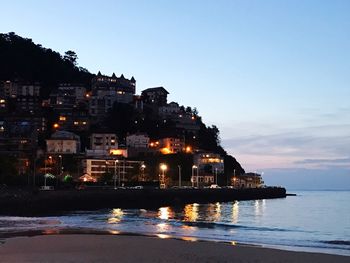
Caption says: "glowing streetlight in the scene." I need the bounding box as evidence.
[140,163,146,182]
[159,163,167,189]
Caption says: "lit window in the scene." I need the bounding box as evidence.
[82,121,87,125]
[74,121,79,125]
[59,116,66,121]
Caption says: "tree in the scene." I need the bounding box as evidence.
[64,50,78,65]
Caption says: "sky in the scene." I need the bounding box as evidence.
[1,0,349,189]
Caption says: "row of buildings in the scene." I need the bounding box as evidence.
[0,72,263,188]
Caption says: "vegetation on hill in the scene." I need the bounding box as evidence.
[0,32,92,97]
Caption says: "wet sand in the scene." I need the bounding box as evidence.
[0,234,348,263]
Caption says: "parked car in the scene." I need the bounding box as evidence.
[210,184,221,189]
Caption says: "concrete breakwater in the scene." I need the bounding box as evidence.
[0,187,286,216]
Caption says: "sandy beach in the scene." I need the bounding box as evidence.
[0,234,348,263]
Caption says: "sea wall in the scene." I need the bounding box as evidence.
[0,187,286,216]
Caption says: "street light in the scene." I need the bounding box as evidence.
[192,165,198,188]
[215,167,218,185]
[140,163,146,182]
[159,163,167,189]
[178,165,181,188]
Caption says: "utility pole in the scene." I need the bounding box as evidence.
[178,165,181,187]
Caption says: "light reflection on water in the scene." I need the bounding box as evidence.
[1,191,350,256]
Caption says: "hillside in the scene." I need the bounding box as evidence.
[0,32,92,97]
[0,32,245,179]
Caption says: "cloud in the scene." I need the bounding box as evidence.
[295,158,350,164]
[222,124,350,170]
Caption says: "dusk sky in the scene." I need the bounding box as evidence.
[1,0,349,189]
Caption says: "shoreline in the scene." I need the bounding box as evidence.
[0,233,349,263]
[0,228,349,258]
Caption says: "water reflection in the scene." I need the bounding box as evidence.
[206,202,222,222]
[158,207,174,220]
[181,236,198,242]
[108,230,121,235]
[157,222,170,232]
[232,201,239,224]
[184,203,199,222]
[254,200,266,217]
[108,208,124,224]
[157,233,171,239]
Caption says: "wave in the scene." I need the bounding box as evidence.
[180,221,307,233]
[322,240,350,246]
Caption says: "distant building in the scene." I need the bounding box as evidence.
[0,81,41,114]
[232,173,264,188]
[158,102,180,117]
[48,84,90,132]
[89,72,136,118]
[126,133,150,148]
[49,84,86,110]
[191,152,225,186]
[173,112,200,134]
[141,87,169,106]
[46,131,80,154]
[158,137,185,154]
[85,133,118,157]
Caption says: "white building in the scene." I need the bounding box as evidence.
[46,131,80,154]
[191,152,225,186]
[86,133,118,157]
[126,133,150,148]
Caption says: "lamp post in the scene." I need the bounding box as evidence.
[114,160,119,189]
[140,164,146,182]
[159,163,167,189]
[192,165,198,188]
[191,165,196,187]
[215,168,218,185]
[178,165,181,188]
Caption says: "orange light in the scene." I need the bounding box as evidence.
[53,123,59,129]
[59,116,66,121]
[160,147,172,154]
[185,146,192,153]
[110,149,123,155]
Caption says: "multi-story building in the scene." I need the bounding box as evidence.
[232,173,264,188]
[158,137,185,154]
[49,84,90,132]
[46,131,80,154]
[191,152,225,186]
[50,84,86,110]
[85,133,118,157]
[158,102,180,117]
[89,72,136,118]
[0,81,41,114]
[126,133,150,148]
[141,87,168,106]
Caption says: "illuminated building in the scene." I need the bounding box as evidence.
[46,131,81,154]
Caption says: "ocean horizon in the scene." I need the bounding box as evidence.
[1,190,349,256]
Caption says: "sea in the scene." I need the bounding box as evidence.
[0,190,349,256]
